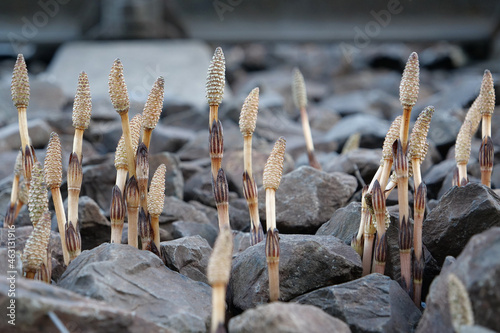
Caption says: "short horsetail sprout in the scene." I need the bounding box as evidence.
[110,185,125,244]
[138,208,154,251]
[239,87,259,176]
[408,106,434,189]
[28,162,48,227]
[352,185,368,257]
[109,59,135,177]
[65,221,81,262]
[126,176,140,248]
[380,115,402,190]
[4,151,22,228]
[362,192,376,276]
[67,152,82,235]
[413,182,426,307]
[148,164,166,249]
[263,137,286,231]
[448,274,474,331]
[480,70,495,139]
[207,227,233,333]
[142,77,165,149]
[11,54,31,152]
[372,180,387,274]
[479,136,494,187]
[455,120,473,186]
[399,52,420,152]
[266,228,280,302]
[44,132,70,265]
[206,47,225,129]
[22,210,51,280]
[115,114,143,192]
[210,120,224,181]
[292,68,321,170]
[72,72,92,162]
[135,142,149,211]
[213,168,230,230]
[243,171,264,245]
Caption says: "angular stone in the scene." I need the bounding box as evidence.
[0,119,52,152]
[323,148,381,183]
[293,273,421,333]
[160,235,211,284]
[422,159,457,200]
[160,196,210,224]
[0,278,171,333]
[149,124,196,154]
[258,167,357,233]
[167,221,218,247]
[228,234,362,311]
[58,243,211,333]
[228,302,351,333]
[422,183,500,265]
[232,230,252,254]
[417,227,500,333]
[316,202,361,245]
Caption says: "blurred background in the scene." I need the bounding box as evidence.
[1,0,500,191]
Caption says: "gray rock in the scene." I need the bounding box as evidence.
[232,230,252,254]
[160,236,211,284]
[228,302,351,333]
[58,243,211,333]
[167,221,218,247]
[183,169,239,207]
[422,183,500,265]
[417,227,500,333]
[293,273,421,333]
[44,40,232,111]
[150,124,196,154]
[228,198,251,232]
[316,202,362,245]
[0,118,52,152]
[161,196,210,224]
[426,111,463,150]
[258,167,357,233]
[324,114,390,149]
[323,148,381,184]
[228,234,362,311]
[0,278,171,333]
[0,226,65,281]
[422,159,457,200]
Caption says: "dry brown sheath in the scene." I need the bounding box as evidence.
[11,54,31,151]
[243,171,264,245]
[67,152,82,230]
[210,120,224,181]
[126,176,140,248]
[135,142,149,211]
[362,191,376,276]
[479,136,494,187]
[110,185,125,244]
[266,227,280,302]
[379,116,402,189]
[413,256,424,307]
[148,164,166,248]
[413,182,426,306]
[142,76,165,148]
[138,208,153,250]
[353,185,369,257]
[374,233,387,274]
[213,168,230,230]
[65,221,81,262]
[399,216,412,292]
[23,145,34,186]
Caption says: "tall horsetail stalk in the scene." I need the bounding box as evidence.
[263,137,286,302]
[22,210,51,280]
[126,176,140,248]
[115,114,143,192]
[239,87,264,244]
[399,52,420,153]
[408,106,434,188]
[213,168,230,230]
[11,54,31,164]
[110,185,125,244]
[413,182,426,307]
[379,116,402,190]
[362,191,375,276]
[44,133,70,265]
[136,143,149,212]
[72,72,92,162]
[479,70,495,187]
[4,151,22,228]
[210,120,224,181]
[292,68,321,170]
[109,59,135,177]
[372,180,387,274]
[142,77,165,149]
[67,153,82,260]
[206,47,225,130]
[148,164,166,249]
[207,227,233,333]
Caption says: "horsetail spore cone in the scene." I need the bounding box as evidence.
[380,115,402,190]
[239,87,259,176]
[148,164,166,248]
[206,47,225,129]
[72,71,92,162]
[115,114,143,191]
[22,210,51,280]
[11,54,31,151]
[455,120,473,185]
[263,137,286,231]
[207,227,233,333]
[408,106,434,189]
[480,69,495,139]
[28,162,48,227]
[399,52,420,152]
[142,77,165,149]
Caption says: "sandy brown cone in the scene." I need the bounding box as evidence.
[142,77,165,148]
[22,210,51,279]
[28,162,48,227]
[148,164,166,248]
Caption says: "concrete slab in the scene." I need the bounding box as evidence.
[42,40,232,111]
